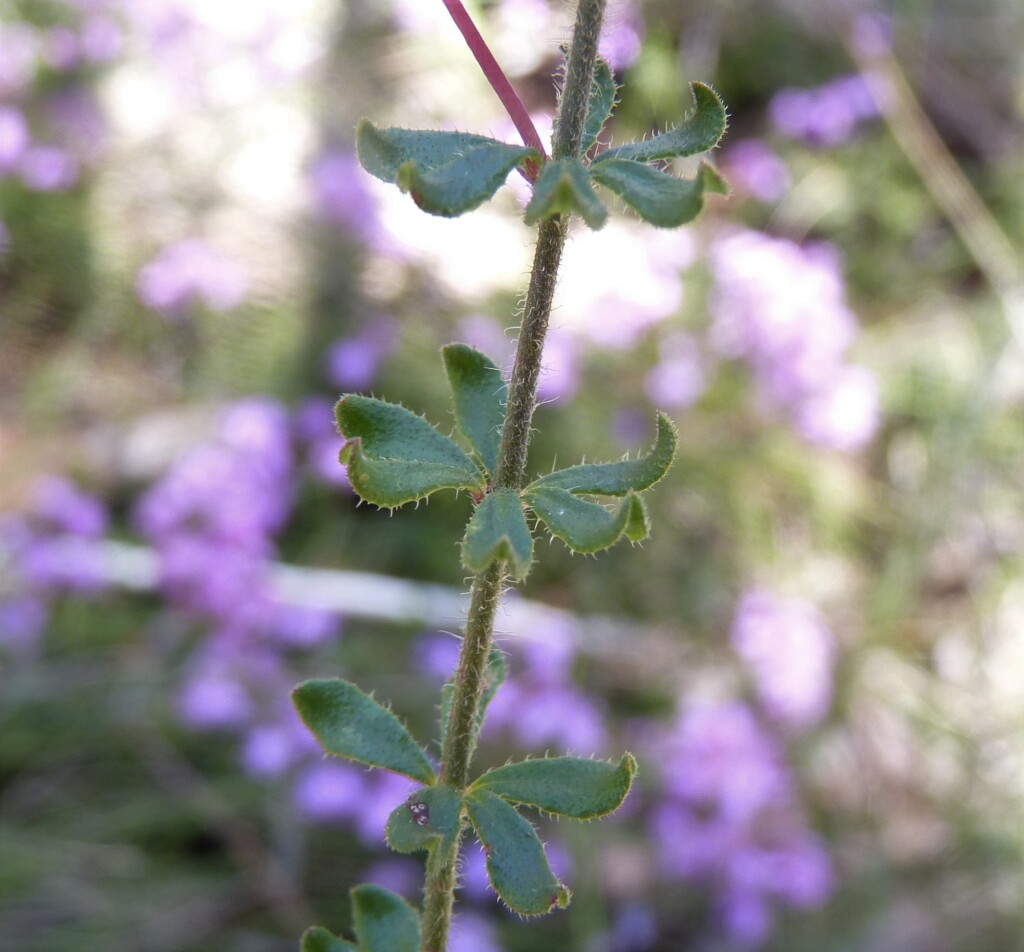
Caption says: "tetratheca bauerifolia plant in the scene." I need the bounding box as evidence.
[292,1,728,949]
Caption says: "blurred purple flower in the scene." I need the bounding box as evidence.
[242,723,296,777]
[794,363,880,452]
[32,476,108,538]
[449,911,503,952]
[45,27,81,71]
[645,331,706,409]
[599,0,643,70]
[709,229,878,450]
[649,701,834,946]
[293,761,368,823]
[79,16,122,62]
[770,74,879,147]
[19,536,108,593]
[177,666,255,730]
[0,107,30,173]
[723,139,791,203]
[269,602,340,649]
[311,149,379,240]
[0,596,49,657]
[0,24,38,95]
[536,329,579,404]
[19,145,78,191]
[361,858,422,899]
[136,239,247,317]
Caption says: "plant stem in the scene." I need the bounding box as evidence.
[422,2,607,950]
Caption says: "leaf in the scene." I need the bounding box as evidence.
[351,884,420,952]
[292,679,435,784]
[594,82,727,164]
[442,343,507,476]
[439,647,506,750]
[524,158,608,230]
[397,142,537,217]
[524,488,647,554]
[472,753,637,819]
[525,412,677,497]
[300,927,358,952]
[623,492,651,543]
[385,783,463,855]
[465,788,571,917]
[581,55,617,153]
[461,489,534,581]
[590,159,728,228]
[356,120,500,183]
[336,395,484,507]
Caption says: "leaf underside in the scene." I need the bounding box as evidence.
[594,82,727,164]
[397,141,537,217]
[442,343,508,477]
[351,884,420,952]
[524,158,608,230]
[292,678,435,784]
[465,788,571,917]
[461,488,534,581]
[473,753,638,819]
[590,160,728,228]
[526,412,677,496]
[356,120,501,183]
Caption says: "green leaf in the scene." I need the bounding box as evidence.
[385,783,463,854]
[581,56,617,153]
[336,395,484,507]
[439,647,506,751]
[351,884,420,952]
[292,679,435,784]
[356,120,500,183]
[524,158,608,230]
[525,412,677,497]
[590,159,728,228]
[524,488,647,554]
[465,788,571,917]
[300,927,358,952]
[396,141,537,217]
[594,82,727,164]
[442,343,507,477]
[461,489,534,581]
[472,753,637,819]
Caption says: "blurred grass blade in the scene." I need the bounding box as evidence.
[292,678,435,784]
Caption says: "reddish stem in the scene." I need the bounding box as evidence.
[440,0,548,168]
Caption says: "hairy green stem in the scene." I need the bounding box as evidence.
[420,2,607,950]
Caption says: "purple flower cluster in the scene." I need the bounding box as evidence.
[731,589,836,731]
[0,476,110,661]
[134,399,340,755]
[709,229,880,451]
[135,238,248,318]
[722,139,791,204]
[0,5,122,196]
[650,702,833,946]
[770,74,879,148]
